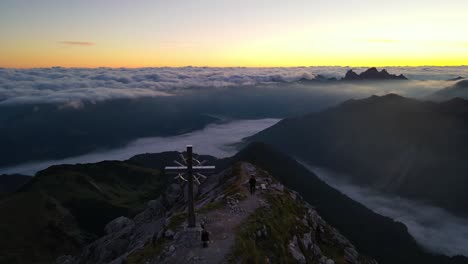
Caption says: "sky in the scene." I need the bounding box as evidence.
[1,0,467,68]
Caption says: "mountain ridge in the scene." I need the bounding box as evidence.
[247,94,468,218]
[342,68,408,81]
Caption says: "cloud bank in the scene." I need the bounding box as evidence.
[1,67,468,107]
[0,118,280,175]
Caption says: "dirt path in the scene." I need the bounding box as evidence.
[161,162,267,264]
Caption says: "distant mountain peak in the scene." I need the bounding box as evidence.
[376,93,405,100]
[430,79,468,101]
[340,93,407,108]
[342,68,408,81]
[446,76,465,81]
[344,69,360,80]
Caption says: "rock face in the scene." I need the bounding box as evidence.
[342,67,408,81]
[57,162,377,264]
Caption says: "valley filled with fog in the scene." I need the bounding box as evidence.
[300,163,468,257]
[0,118,279,175]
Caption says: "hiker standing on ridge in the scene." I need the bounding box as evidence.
[249,175,257,194]
[201,224,210,248]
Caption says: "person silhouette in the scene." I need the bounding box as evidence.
[201,224,210,248]
[249,175,257,194]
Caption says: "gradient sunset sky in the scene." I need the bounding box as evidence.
[1,0,467,68]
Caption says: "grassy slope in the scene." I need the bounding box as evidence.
[0,159,171,264]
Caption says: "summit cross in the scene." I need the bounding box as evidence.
[164,145,215,228]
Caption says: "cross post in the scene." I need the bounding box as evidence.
[186,145,195,227]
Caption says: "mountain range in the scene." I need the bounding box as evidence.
[248,94,468,217]
[342,68,408,81]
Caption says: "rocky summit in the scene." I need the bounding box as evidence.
[342,68,407,81]
[57,162,376,264]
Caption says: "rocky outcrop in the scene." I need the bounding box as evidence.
[55,179,183,264]
[263,188,377,264]
[342,68,408,81]
[57,197,167,264]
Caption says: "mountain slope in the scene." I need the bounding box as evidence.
[431,79,468,101]
[0,154,178,264]
[0,174,30,196]
[248,94,468,217]
[0,98,219,168]
[4,145,467,264]
[232,143,468,264]
[58,159,377,264]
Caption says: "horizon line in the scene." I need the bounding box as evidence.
[1,65,468,70]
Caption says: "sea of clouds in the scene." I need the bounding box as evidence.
[1,66,468,106]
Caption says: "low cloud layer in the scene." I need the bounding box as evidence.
[1,67,468,107]
[302,164,468,257]
[0,118,279,175]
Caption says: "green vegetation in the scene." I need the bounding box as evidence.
[126,237,167,264]
[229,192,309,264]
[197,200,225,214]
[0,192,83,264]
[24,161,168,235]
[167,212,188,230]
[222,163,245,197]
[0,158,173,264]
[320,243,345,264]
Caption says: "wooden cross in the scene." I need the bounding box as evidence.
[164,145,215,228]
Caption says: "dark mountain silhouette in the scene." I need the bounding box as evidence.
[0,174,30,196]
[447,76,465,81]
[295,67,407,84]
[431,79,468,101]
[0,98,219,169]
[342,67,408,81]
[297,75,338,83]
[248,94,468,217]
[0,153,180,264]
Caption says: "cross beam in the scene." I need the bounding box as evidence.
[164,145,215,228]
[165,166,215,171]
